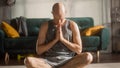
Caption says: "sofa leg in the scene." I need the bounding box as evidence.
[96,51,100,62]
[5,52,9,64]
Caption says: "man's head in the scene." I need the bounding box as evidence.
[52,3,66,20]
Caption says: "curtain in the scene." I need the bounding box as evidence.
[111,0,120,52]
[0,0,11,24]
[111,0,120,23]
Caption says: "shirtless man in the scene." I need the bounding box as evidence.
[24,2,93,68]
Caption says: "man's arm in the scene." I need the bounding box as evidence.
[36,22,58,55]
[60,21,82,54]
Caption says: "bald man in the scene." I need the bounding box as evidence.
[24,3,93,68]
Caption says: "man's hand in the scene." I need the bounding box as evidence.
[55,26,60,41]
[59,24,64,41]
[55,20,65,42]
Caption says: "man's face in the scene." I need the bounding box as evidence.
[52,5,66,20]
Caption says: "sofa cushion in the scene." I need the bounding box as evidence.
[26,18,50,36]
[81,36,100,47]
[67,17,94,31]
[0,29,5,53]
[83,47,98,52]
[4,37,37,50]
[1,21,20,38]
[10,18,50,36]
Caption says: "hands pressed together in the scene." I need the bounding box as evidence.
[55,20,65,42]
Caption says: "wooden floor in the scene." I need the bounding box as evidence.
[0,53,120,66]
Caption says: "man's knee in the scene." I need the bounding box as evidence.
[83,52,93,64]
[77,52,93,64]
[24,57,32,65]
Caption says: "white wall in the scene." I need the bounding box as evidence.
[11,0,110,25]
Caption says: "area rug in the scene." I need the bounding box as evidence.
[0,63,120,68]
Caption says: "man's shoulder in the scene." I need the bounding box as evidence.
[66,19,75,23]
[67,19,77,26]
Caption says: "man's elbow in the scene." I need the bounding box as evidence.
[36,50,40,55]
[36,49,41,55]
[76,46,82,54]
[76,49,82,55]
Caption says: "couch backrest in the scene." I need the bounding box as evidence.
[10,17,94,36]
[26,18,50,36]
[67,17,94,31]
[10,18,50,36]
[27,17,94,36]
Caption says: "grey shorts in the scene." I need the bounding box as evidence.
[43,56,72,68]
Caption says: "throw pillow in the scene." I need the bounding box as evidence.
[1,21,20,38]
[81,25,104,36]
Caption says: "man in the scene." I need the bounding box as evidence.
[24,2,93,68]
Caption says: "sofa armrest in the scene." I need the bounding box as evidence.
[98,28,110,50]
[0,29,5,38]
[0,29,5,53]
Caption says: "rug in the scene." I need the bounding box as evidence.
[0,63,120,68]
